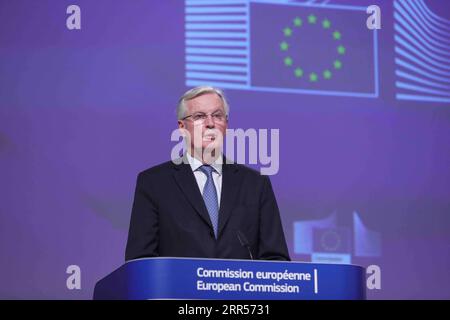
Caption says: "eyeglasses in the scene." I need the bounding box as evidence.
[181,111,227,124]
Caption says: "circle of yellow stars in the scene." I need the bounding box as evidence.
[280,14,346,82]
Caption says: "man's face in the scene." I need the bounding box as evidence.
[178,92,228,157]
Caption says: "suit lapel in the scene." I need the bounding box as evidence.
[172,157,213,230]
[217,159,242,238]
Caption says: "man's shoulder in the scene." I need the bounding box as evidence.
[227,160,269,182]
[138,159,178,178]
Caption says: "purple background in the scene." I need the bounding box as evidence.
[0,0,449,299]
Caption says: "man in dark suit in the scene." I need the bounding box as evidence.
[125,86,290,261]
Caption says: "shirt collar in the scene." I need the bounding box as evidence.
[186,152,223,176]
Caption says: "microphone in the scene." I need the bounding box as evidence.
[237,230,254,260]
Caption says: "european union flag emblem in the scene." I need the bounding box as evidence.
[250,2,378,97]
[312,227,351,254]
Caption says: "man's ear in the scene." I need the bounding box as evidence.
[178,121,187,139]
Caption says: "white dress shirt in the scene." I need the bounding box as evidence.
[186,152,223,208]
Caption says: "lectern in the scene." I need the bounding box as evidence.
[94,257,365,300]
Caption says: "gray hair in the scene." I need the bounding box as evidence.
[177,86,230,120]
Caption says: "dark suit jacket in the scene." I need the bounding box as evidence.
[125,156,290,261]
